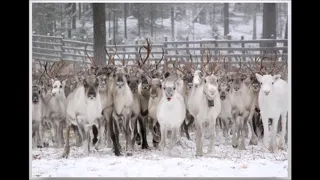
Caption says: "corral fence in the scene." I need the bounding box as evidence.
[32,34,288,69]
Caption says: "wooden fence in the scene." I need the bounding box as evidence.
[32,34,288,68]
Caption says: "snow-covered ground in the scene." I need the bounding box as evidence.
[31,131,288,177]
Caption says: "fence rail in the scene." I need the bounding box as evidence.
[32,34,288,66]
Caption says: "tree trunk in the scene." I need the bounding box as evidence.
[253,4,257,39]
[92,3,107,66]
[150,4,154,37]
[79,3,81,20]
[72,3,76,29]
[124,3,127,38]
[161,4,163,30]
[113,12,116,44]
[138,11,141,38]
[262,3,276,45]
[171,6,175,40]
[223,3,229,36]
[284,18,288,39]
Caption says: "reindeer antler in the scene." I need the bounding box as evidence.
[137,38,152,69]
[105,43,117,65]
[85,42,96,67]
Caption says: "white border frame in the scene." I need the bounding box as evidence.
[29,0,291,179]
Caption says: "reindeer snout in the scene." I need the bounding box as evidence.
[52,92,56,96]
[264,90,270,96]
[187,83,193,89]
[234,86,240,91]
[220,92,226,100]
[88,89,96,99]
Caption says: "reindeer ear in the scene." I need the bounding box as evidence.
[273,74,281,82]
[255,73,262,82]
[62,80,66,87]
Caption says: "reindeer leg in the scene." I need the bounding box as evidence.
[195,118,204,156]
[38,122,44,148]
[269,115,279,152]
[127,113,137,156]
[139,116,149,149]
[169,128,178,156]
[278,112,287,150]
[231,110,239,148]
[56,120,64,148]
[62,122,71,158]
[95,116,106,150]
[158,124,166,154]
[71,125,82,147]
[50,120,57,144]
[249,114,258,145]
[260,111,270,151]
[222,118,230,145]
[239,111,249,150]
[111,112,122,156]
[105,109,113,148]
[135,116,142,146]
[208,116,217,155]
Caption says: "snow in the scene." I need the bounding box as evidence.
[32,131,288,177]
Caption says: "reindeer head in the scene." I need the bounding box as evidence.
[255,73,281,96]
[250,74,260,92]
[183,70,194,90]
[51,78,66,97]
[84,71,99,100]
[32,84,43,105]
[192,70,203,88]
[218,76,231,101]
[203,74,219,106]
[127,75,140,93]
[150,78,162,99]
[113,66,129,89]
[228,59,244,92]
[162,77,178,102]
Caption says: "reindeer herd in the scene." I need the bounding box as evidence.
[32,38,289,158]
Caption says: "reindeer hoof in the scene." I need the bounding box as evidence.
[142,143,149,149]
[43,142,49,147]
[153,139,159,148]
[126,151,133,156]
[114,151,122,156]
[37,145,43,148]
[239,144,246,150]
[232,144,238,148]
[249,138,258,145]
[195,152,203,157]
[93,137,98,145]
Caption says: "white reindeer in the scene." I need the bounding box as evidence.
[111,66,134,156]
[255,72,288,151]
[157,74,186,155]
[62,70,101,157]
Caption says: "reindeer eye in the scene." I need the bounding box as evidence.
[260,82,262,85]
[136,80,139,84]
[272,82,274,85]
[204,79,207,83]
[227,88,230,91]
[60,85,62,88]
[163,87,166,90]
[173,87,176,90]
[38,90,41,94]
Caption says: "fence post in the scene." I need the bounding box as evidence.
[135,39,139,63]
[164,36,168,62]
[186,36,189,55]
[241,36,245,61]
[61,33,66,61]
[227,34,232,61]
[214,35,218,56]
